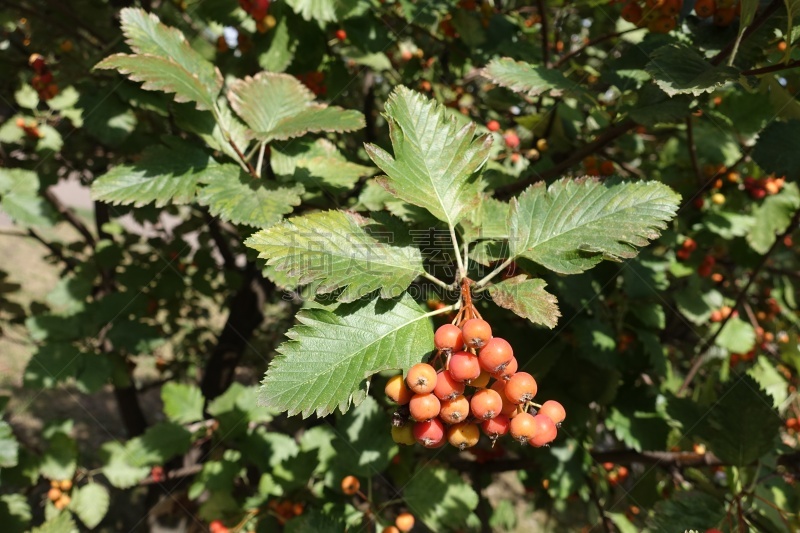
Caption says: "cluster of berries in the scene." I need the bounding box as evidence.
[47,479,72,510]
[341,476,414,533]
[29,54,58,100]
[675,236,697,261]
[709,304,735,323]
[296,72,327,97]
[15,117,41,139]
[583,156,616,177]
[267,499,305,525]
[786,417,800,433]
[238,0,275,33]
[693,0,741,27]
[620,0,682,34]
[743,175,784,199]
[386,317,565,450]
[603,462,630,486]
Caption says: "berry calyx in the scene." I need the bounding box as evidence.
[504,372,538,404]
[461,318,492,348]
[493,356,518,380]
[385,374,413,405]
[434,324,464,353]
[478,337,514,373]
[481,414,510,438]
[448,351,481,382]
[447,422,480,449]
[509,412,537,443]
[538,400,566,425]
[440,394,470,424]
[406,363,437,394]
[433,369,465,400]
[528,414,558,447]
[470,388,503,420]
[395,512,415,532]
[341,475,360,495]
[409,393,441,421]
[414,418,446,448]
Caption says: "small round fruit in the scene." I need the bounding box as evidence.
[385,374,413,405]
[448,351,481,382]
[335,29,347,41]
[538,400,566,425]
[414,418,446,448]
[536,138,548,152]
[54,494,70,510]
[599,160,615,176]
[487,120,500,132]
[711,193,725,205]
[648,15,677,33]
[440,394,470,424]
[435,324,464,353]
[395,512,415,532]
[447,422,480,450]
[509,412,537,443]
[461,318,492,348]
[529,414,558,447]
[504,372,538,404]
[383,527,400,533]
[433,369,465,400]
[503,131,520,149]
[409,393,441,421]
[470,388,503,420]
[492,356,518,380]
[478,337,514,373]
[47,487,62,501]
[406,363,437,394]
[491,380,519,417]
[471,370,491,389]
[621,2,643,23]
[58,479,72,491]
[481,414,510,438]
[713,6,736,26]
[392,424,416,445]
[341,475,360,495]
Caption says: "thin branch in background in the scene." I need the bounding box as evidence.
[537,0,550,67]
[228,139,258,177]
[710,0,781,66]
[42,188,96,247]
[686,116,703,186]
[27,228,77,271]
[742,58,800,76]
[362,70,377,143]
[585,475,613,533]
[679,207,800,394]
[205,212,239,271]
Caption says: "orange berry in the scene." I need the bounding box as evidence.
[471,370,491,389]
[478,337,514,373]
[447,422,480,450]
[487,120,500,132]
[528,414,558,447]
[383,527,401,533]
[461,318,492,348]
[48,487,62,501]
[492,356,518,380]
[335,29,347,41]
[509,412,537,443]
[54,494,70,510]
[414,418,446,447]
[434,324,464,353]
[470,388,503,420]
[433,369,465,401]
[386,374,413,405]
[341,475,360,495]
[648,16,676,33]
[481,414,510,438]
[409,393,441,421]
[659,0,681,15]
[491,380,519,417]
[406,363,437,394]
[448,351,481,382]
[503,131,520,149]
[694,0,715,16]
[538,400,566,425]
[713,6,736,25]
[439,394,470,424]
[395,512,415,532]
[504,372,538,404]
[778,41,788,52]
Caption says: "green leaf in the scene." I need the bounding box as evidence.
[487,276,560,328]
[748,356,788,408]
[15,84,39,109]
[100,441,150,489]
[258,293,434,417]
[648,491,725,533]
[284,0,360,22]
[715,317,756,354]
[284,509,346,532]
[125,422,192,467]
[460,196,510,243]
[482,57,580,98]
[69,483,110,529]
[628,85,692,126]
[646,44,739,97]
[0,421,19,468]
[0,168,57,228]
[747,182,800,253]
[23,342,82,388]
[331,396,396,478]
[0,494,32,533]
[365,87,491,226]
[161,382,204,424]
[95,8,222,110]
[91,141,216,207]
[258,18,297,72]
[404,466,479,531]
[272,139,377,192]
[695,375,780,465]
[508,178,680,275]
[245,210,425,301]
[197,164,303,228]
[30,512,79,533]
[752,120,800,178]
[40,433,77,480]
[228,72,364,143]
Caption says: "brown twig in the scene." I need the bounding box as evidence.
[205,212,238,271]
[710,0,782,66]
[585,474,613,533]
[25,229,77,271]
[742,59,800,76]
[228,139,258,178]
[679,207,800,394]
[537,0,550,67]
[42,188,96,247]
[686,117,703,186]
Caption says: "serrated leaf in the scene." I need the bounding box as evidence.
[23,342,82,388]
[258,293,434,417]
[648,491,725,533]
[482,57,580,98]
[487,276,560,328]
[161,382,204,424]
[245,210,424,301]
[228,72,364,143]
[0,168,57,228]
[91,141,216,207]
[331,396,396,478]
[197,164,303,228]
[715,317,756,354]
[40,433,77,480]
[95,8,222,110]
[258,17,296,72]
[748,356,788,408]
[460,196,510,242]
[0,494,32,532]
[30,512,79,533]
[173,100,250,164]
[284,509,346,532]
[15,84,39,109]
[69,483,110,529]
[272,139,376,192]
[508,178,680,275]
[752,120,800,178]
[0,421,18,468]
[646,44,739,97]
[284,0,360,22]
[629,85,692,126]
[365,87,491,226]
[404,466,479,531]
[100,441,150,489]
[747,182,800,253]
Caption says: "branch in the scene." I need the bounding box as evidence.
[742,59,800,76]
[25,229,77,271]
[495,118,636,197]
[686,116,703,186]
[42,188,96,247]
[710,0,781,66]
[585,474,613,533]
[554,28,639,68]
[537,0,550,67]
[679,206,800,394]
[205,212,238,271]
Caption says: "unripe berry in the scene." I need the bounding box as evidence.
[447,422,480,450]
[395,512,415,532]
[434,324,464,353]
[536,138,548,152]
[471,370,491,389]
[504,372,538,404]
[409,393,441,421]
[341,475,360,495]
[392,424,416,445]
[448,351,481,382]
[385,374,413,405]
[491,380,519,417]
[509,412,537,443]
[461,319,492,348]
[433,369,465,400]
[406,363,437,394]
[529,414,558,447]
[478,337,514,373]
[538,400,566,425]
[470,388,503,420]
[414,418,446,447]
[481,414,510,438]
[440,394,470,424]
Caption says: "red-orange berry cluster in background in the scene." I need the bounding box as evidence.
[28,53,58,100]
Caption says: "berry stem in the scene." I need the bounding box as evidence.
[421,271,452,290]
[255,141,267,177]
[448,223,467,281]
[474,257,516,288]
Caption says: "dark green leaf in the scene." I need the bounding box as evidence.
[646,44,739,96]
[404,466,479,531]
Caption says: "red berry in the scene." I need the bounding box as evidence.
[28,53,45,72]
[433,369,465,401]
[470,388,503,420]
[210,519,228,533]
[487,120,500,132]
[406,363,437,394]
[414,418,446,448]
[434,324,464,353]
[481,414,510,437]
[538,400,566,425]
[448,351,481,382]
[478,337,514,373]
[461,318,492,349]
[509,412,537,443]
[503,131,520,149]
[335,29,347,41]
[504,372,538,404]
[409,393,441,421]
[528,414,558,447]
[439,394,470,424]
